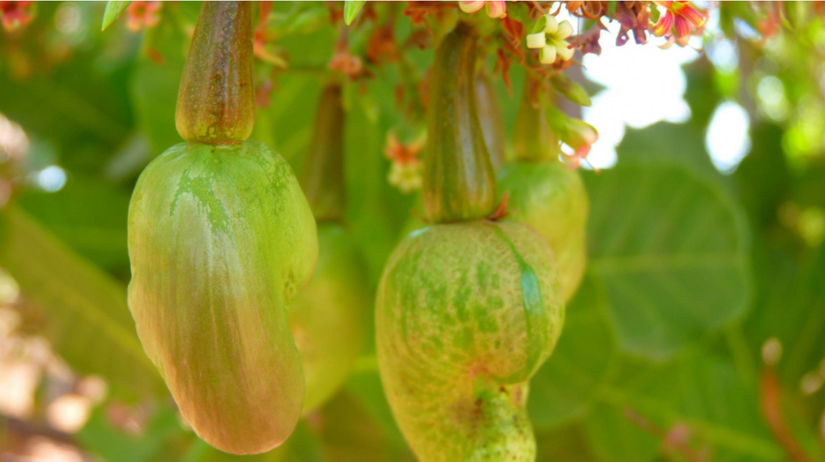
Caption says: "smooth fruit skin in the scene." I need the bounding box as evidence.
[127,140,318,454]
[497,162,588,301]
[376,221,564,461]
[288,223,369,413]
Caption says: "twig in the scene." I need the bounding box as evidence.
[759,367,816,462]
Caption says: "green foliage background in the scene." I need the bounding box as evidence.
[0,2,824,461]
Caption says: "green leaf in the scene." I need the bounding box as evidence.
[551,74,592,107]
[101,1,131,31]
[585,350,784,462]
[17,178,131,272]
[344,1,366,26]
[585,159,751,359]
[0,206,164,399]
[528,275,618,430]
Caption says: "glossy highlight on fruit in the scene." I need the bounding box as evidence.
[128,141,317,454]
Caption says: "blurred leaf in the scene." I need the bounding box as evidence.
[79,405,187,462]
[551,73,592,107]
[585,159,751,359]
[102,1,131,31]
[344,1,366,26]
[535,424,600,462]
[585,350,783,462]
[747,243,825,395]
[129,18,186,157]
[528,274,618,430]
[16,177,131,272]
[615,122,717,176]
[0,206,163,399]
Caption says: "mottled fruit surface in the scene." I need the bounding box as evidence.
[497,161,588,301]
[288,223,369,413]
[127,141,317,454]
[376,221,564,461]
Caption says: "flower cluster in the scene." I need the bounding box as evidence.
[526,15,576,65]
[0,1,34,32]
[384,132,424,193]
[126,1,161,32]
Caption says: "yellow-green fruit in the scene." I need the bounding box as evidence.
[288,223,369,413]
[127,140,318,454]
[376,221,565,461]
[497,162,588,301]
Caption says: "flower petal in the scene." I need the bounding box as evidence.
[673,15,690,38]
[526,32,547,49]
[556,42,575,61]
[544,14,558,34]
[540,45,557,64]
[486,0,507,18]
[458,0,485,14]
[675,2,707,28]
[557,20,574,40]
[651,11,674,37]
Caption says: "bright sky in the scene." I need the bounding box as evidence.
[571,10,751,172]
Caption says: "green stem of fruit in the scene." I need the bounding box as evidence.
[475,73,506,169]
[423,21,497,224]
[299,84,346,223]
[513,75,560,163]
[175,1,254,145]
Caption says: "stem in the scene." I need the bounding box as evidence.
[299,84,346,223]
[423,21,497,223]
[175,1,254,145]
[513,74,559,162]
[474,73,506,169]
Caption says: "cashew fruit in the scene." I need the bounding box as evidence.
[377,22,565,461]
[127,2,318,454]
[497,78,588,301]
[377,222,564,461]
[498,163,587,301]
[288,223,369,413]
[128,141,317,454]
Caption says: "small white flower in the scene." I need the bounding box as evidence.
[527,16,576,65]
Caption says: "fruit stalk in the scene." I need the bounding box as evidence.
[299,84,346,223]
[176,1,255,145]
[423,21,497,224]
[512,76,559,163]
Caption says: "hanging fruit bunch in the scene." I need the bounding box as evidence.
[126,2,317,454]
[376,22,565,461]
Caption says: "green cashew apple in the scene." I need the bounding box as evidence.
[497,79,588,301]
[128,141,317,454]
[289,84,370,414]
[377,222,564,461]
[288,223,369,413]
[127,2,317,454]
[498,163,587,301]
[377,22,565,461]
